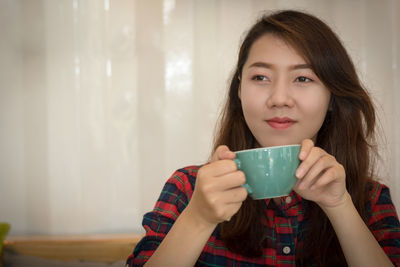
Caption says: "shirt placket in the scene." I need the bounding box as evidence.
[275,196,297,266]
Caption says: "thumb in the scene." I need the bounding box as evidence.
[211,145,235,162]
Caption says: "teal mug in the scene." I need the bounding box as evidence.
[233,144,301,199]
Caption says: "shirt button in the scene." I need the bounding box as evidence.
[283,246,291,254]
[285,196,292,204]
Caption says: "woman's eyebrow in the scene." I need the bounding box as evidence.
[248,62,312,70]
[291,63,312,70]
[248,62,272,69]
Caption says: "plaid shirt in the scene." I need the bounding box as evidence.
[127,165,400,266]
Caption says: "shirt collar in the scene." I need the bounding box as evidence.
[263,190,303,210]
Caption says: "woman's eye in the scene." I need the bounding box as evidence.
[296,76,313,82]
[252,75,268,81]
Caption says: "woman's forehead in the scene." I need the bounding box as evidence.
[244,34,309,69]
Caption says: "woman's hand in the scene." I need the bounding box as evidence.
[144,146,247,267]
[294,139,348,209]
[185,145,248,227]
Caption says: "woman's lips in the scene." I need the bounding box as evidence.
[266,117,296,129]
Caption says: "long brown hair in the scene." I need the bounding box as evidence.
[213,10,376,265]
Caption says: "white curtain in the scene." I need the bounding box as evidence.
[0,0,399,235]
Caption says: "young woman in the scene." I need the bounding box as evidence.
[127,10,400,266]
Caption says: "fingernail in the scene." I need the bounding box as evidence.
[296,168,303,178]
[223,151,232,158]
[299,151,306,159]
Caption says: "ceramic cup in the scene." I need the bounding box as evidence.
[233,144,301,199]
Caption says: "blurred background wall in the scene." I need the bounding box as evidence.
[0,0,399,235]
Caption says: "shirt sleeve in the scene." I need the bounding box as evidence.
[367,182,400,266]
[126,166,197,267]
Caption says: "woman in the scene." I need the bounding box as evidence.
[128,10,400,266]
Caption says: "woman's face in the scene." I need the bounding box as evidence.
[240,34,331,147]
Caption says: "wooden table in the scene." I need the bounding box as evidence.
[3,233,143,263]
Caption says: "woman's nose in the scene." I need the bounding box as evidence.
[266,80,294,108]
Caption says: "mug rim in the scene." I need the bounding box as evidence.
[235,144,300,154]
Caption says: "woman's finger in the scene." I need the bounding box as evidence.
[211,145,235,162]
[296,146,327,180]
[310,164,344,190]
[299,139,314,160]
[203,187,247,222]
[199,159,237,178]
[215,171,246,191]
[224,186,248,204]
[298,154,335,190]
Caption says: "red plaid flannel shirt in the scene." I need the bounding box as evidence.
[127,166,400,266]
